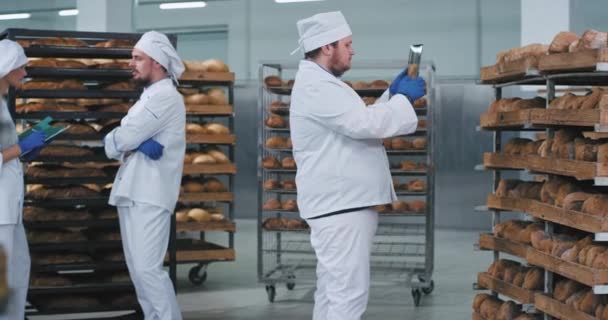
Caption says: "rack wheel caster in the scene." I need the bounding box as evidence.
[286,274,296,290]
[422,280,434,295]
[188,264,208,285]
[411,288,422,306]
[266,285,276,302]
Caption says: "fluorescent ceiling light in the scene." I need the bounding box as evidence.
[58,9,78,16]
[275,0,325,3]
[159,1,206,9]
[0,13,31,20]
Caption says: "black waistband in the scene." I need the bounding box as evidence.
[307,206,372,220]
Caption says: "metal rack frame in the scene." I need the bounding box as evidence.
[257,60,437,305]
[0,28,170,319]
[168,69,238,288]
[476,69,608,320]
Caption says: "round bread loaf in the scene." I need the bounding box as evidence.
[188,208,211,222]
[262,156,280,169]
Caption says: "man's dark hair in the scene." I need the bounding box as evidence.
[304,41,338,59]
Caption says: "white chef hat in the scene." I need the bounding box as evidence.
[135,31,185,82]
[0,40,27,78]
[291,11,352,55]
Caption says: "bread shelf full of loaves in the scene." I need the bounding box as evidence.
[257,60,437,305]
[1,28,159,318]
[167,57,237,288]
[474,30,608,319]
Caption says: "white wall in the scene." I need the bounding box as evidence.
[136,0,522,80]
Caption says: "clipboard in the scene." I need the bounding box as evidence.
[19,116,70,156]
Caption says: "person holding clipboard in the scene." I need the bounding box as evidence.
[0,39,50,320]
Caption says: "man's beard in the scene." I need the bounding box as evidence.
[329,55,350,77]
[132,74,151,88]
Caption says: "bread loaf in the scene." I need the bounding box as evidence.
[554,279,584,302]
[205,147,230,164]
[575,29,608,52]
[487,259,520,279]
[263,179,280,190]
[184,93,209,105]
[281,157,297,169]
[391,138,412,150]
[574,138,599,161]
[192,154,216,164]
[186,123,207,134]
[202,59,230,72]
[518,223,543,244]
[203,177,227,192]
[268,101,290,115]
[206,88,227,105]
[473,293,491,312]
[104,81,134,91]
[391,200,409,212]
[266,115,288,128]
[95,39,134,48]
[412,138,427,150]
[27,229,86,244]
[549,31,580,53]
[264,76,283,87]
[265,137,287,149]
[580,88,603,110]
[504,138,533,155]
[496,301,521,320]
[507,182,542,200]
[479,296,503,319]
[182,181,205,193]
[409,200,426,213]
[496,179,520,197]
[175,210,189,223]
[27,185,100,200]
[407,179,426,192]
[281,199,298,211]
[39,145,94,157]
[281,180,297,190]
[521,267,543,290]
[263,198,281,210]
[582,195,608,217]
[262,156,281,169]
[188,208,211,222]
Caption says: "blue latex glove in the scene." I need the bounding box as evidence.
[393,76,426,103]
[389,68,408,96]
[137,138,164,160]
[18,130,46,155]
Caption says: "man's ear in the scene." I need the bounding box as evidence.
[320,44,333,57]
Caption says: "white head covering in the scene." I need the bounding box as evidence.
[0,39,27,78]
[134,31,185,82]
[291,11,352,55]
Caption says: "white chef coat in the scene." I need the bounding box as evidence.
[290,60,418,219]
[104,78,186,213]
[0,98,24,225]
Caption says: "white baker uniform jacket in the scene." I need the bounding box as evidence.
[104,78,186,213]
[290,60,418,219]
[0,98,24,225]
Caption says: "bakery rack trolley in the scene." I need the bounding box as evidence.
[475,51,608,320]
[171,64,237,287]
[1,28,152,318]
[257,60,437,305]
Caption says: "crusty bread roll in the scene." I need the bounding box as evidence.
[522,268,543,290]
[202,59,230,72]
[549,31,580,54]
[264,76,283,87]
[580,88,603,110]
[554,279,584,302]
[352,81,369,89]
[409,200,426,213]
[184,93,209,105]
[391,200,409,212]
[391,138,412,150]
[265,137,286,149]
[281,199,298,211]
[575,29,608,52]
[210,213,225,221]
[412,138,427,150]
[582,195,608,217]
[175,210,189,223]
[370,80,389,89]
[266,115,288,128]
[263,179,280,190]
[186,123,207,134]
[400,160,418,171]
[192,154,216,164]
[188,208,211,222]
[182,181,205,193]
[262,156,280,169]
[473,293,491,313]
[281,180,297,190]
[495,179,520,197]
[263,198,281,210]
[281,157,296,169]
[204,177,227,192]
[206,148,230,164]
[204,123,230,135]
[407,179,426,192]
[479,296,502,320]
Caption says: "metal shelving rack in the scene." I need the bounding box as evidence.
[1,28,146,319]
[257,60,436,305]
[170,66,238,287]
[476,62,608,320]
